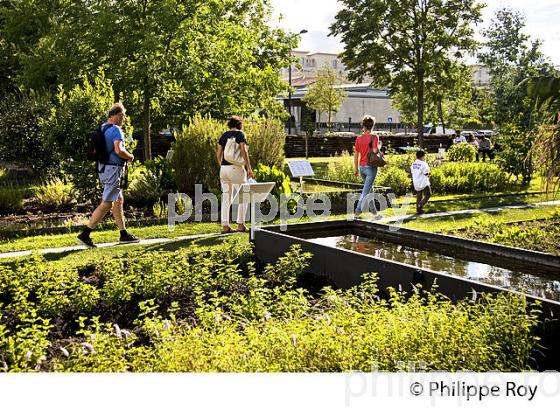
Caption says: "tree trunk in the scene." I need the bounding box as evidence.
[438,100,446,134]
[417,71,425,148]
[143,81,152,161]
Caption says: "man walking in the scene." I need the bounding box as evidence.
[410,150,431,215]
[77,103,139,248]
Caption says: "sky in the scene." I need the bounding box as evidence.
[269,0,560,66]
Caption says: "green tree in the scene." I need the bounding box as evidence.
[2,0,295,160]
[393,62,478,131]
[302,65,346,130]
[331,0,483,147]
[525,76,560,193]
[469,86,495,127]
[0,91,55,175]
[478,7,555,130]
[41,72,129,203]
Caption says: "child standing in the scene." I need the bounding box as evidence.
[410,150,431,215]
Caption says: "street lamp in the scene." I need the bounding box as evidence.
[288,29,308,136]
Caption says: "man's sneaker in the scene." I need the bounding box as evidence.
[119,232,140,244]
[77,232,96,248]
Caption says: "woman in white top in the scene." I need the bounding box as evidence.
[216,116,254,234]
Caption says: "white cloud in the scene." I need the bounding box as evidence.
[269,0,560,64]
[270,0,342,53]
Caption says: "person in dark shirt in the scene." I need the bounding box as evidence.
[216,116,254,233]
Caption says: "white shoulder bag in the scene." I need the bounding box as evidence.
[223,136,246,167]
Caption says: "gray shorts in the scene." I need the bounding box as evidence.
[98,164,124,202]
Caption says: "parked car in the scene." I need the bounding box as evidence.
[479,129,497,137]
[423,124,455,136]
[460,131,474,138]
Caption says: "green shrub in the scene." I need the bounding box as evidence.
[254,164,293,197]
[152,201,168,218]
[34,178,75,208]
[244,117,286,170]
[430,162,511,194]
[0,168,6,185]
[127,168,165,205]
[459,215,560,256]
[0,92,56,176]
[326,151,361,183]
[151,196,188,218]
[254,164,296,213]
[495,124,533,184]
[0,186,25,214]
[447,142,477,162]
[41,71,129,203]
[171,115,286,194]
[376,166,411,195]
[322,153,513,195]
[0,242,542,372]
[145,156,177,192]
[385,152,440,172]
[171,114,225,193]
[462,118,483,129]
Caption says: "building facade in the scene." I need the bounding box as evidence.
[285,83,402,134]
[281,50,491,135]
[281,50,348,79]
[470,64,491,88]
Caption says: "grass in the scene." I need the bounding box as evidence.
[0,221,222,254]
[41,234,243,267]
[1,193,559,254]
[4,203,556,265]
[302,183,352,193]
[1,154,558,256]
[400,204,560,233]
[415,192,559,213]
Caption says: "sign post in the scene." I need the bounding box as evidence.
[234,182,276,241]
[387,116,393,133]
[287,160,315,194]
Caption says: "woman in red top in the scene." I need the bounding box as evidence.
[353,115,382,216]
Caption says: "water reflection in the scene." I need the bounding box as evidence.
[309,235,560,302]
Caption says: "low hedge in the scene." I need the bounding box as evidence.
[325,153,515,195]
[0,240,540,372]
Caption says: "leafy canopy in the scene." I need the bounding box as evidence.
[331,0,483,145]
[0,0,297,157]
[478,7,556,130]
[302,65,347,127]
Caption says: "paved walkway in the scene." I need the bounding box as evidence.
[0,232,227,260]
[1,200,559,260]
[381,200,560,224]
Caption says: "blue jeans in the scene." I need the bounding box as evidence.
[356,165,377,213]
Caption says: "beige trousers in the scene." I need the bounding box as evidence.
[220,165,248,226]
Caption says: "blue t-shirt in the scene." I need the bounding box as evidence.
[102,123,125,166]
